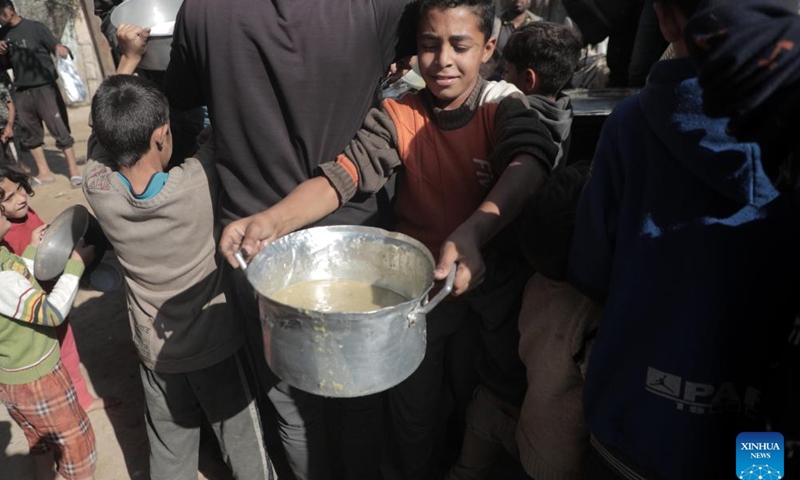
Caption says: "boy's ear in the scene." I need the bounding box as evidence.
[524,68,538,94]
[152,124,169,152]
[482,36,497,63]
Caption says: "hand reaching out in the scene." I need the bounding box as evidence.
[434,225,485,296]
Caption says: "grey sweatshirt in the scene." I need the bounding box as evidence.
[528,93,574,167]
[83,133,244,373]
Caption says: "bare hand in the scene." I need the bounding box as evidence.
[55,44,70,59]
[219,212,276,268]
[70,238,96,266]
[0,40,8,56]
[116,24,150,59]
[1,124,12,143]
[30,224,48,248]
[434,227,485,296]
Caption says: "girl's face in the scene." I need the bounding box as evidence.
[416,6,495,111]
[0,178,29,220]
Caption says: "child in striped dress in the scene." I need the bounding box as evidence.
[0,205,97,480]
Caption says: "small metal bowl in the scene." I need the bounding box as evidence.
[34,205,108,282]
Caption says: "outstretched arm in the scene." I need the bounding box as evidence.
[436,154,547,295]
[220,102,403,267]
[219,177,341,267]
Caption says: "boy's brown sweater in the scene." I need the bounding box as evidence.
[83,134,244,374]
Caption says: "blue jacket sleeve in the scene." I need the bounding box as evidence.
[567,114,623,303]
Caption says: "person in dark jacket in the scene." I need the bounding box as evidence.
[569,0,800,478]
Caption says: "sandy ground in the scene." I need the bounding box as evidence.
[0,104,234,480]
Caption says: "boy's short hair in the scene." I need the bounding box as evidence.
[503,22,582,97]
[0,162,34,205]
[516,161,590,281]
[0,1,15,11]
[418,0,495,42]
[91,75,169,169]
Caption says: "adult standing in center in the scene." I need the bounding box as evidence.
[164,1,417,479]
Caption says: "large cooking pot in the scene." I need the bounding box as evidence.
[110,0,183,71]
[239,226,455,397]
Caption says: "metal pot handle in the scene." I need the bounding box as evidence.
[233,248,249,271]
[419,265,456,315]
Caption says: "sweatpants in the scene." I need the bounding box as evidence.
[140,348,274,480]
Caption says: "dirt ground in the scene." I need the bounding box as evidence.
[0,104,234,480]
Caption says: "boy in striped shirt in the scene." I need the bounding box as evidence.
[0,207,96,480]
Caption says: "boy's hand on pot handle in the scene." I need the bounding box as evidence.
[71,238,95,266]
[220,212,275,269]
[435,227,485,296]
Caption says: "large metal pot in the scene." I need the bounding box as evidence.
[239,226,454,397]
[110,0,183,71]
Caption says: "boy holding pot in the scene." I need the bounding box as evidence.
[220,0,558,476]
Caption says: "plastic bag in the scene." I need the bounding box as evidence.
[57,55,87,104]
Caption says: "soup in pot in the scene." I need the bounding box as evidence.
[270,279,408,312]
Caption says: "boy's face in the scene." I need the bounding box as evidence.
[0,178,28,220]
[417,6,495,111]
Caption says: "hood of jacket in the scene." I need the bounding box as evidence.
[638,57,778,207]
[528,92,573,168]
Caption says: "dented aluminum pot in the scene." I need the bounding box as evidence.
[239,226,454,397]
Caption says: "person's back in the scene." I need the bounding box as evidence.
[83,75,273,480]
[165,0,416,225]
[83,75,241,374]
[568,1,800,478]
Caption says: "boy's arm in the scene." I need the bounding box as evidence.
[435,93,559,295]
[220,104,402,266]
[0,253,85,327]
[436,154,548,295]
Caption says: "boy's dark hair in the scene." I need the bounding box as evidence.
[503,22,582,96]
[0,0,15,11]
[91,74,169,169]
[418,0,495,42]
[0,161,34,204]
[516,161,590,281]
